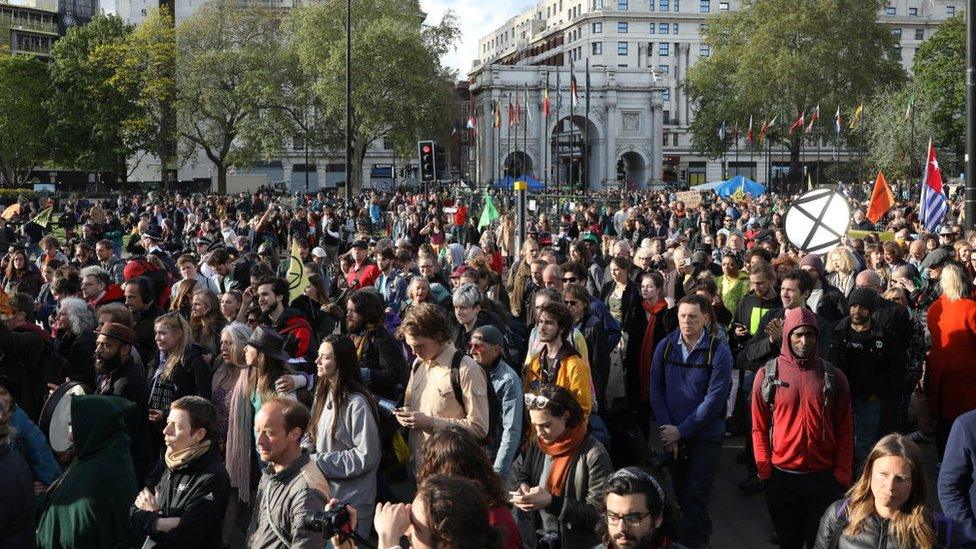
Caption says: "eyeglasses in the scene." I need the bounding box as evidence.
[524,394,551,409]
[605,512,652,527]
[562,276,578,282]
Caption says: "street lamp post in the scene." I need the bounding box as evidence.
[966,0,976,232]
[344,0,353,202]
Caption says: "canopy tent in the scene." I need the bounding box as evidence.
[715,175,766,198]
[493,175,545,191]
[690,180,724,191]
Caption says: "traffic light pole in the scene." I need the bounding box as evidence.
[515,179,526,255]
[344,0,353,202]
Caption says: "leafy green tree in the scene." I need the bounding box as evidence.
[174,1,287,194]
[96,7,178,185]
[685,0,905,184]
[284,0,459,192]
[47,15,138,183]
[0,53,51,186]
[863,86,932,181]
[912,14,964,165]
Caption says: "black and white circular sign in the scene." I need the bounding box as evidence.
[784,189,851,254]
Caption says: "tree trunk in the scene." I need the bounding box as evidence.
[217,164,228,194]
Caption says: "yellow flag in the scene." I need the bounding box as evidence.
[286,240,309,303]
[849,103,864,130]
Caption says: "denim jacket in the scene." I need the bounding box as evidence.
[487,357,524,480]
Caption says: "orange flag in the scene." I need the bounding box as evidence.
[866,170,894,224]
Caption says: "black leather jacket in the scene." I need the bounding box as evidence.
[814,500,953,549]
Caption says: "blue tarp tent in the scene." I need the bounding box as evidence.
[715,175,766,197]
[493,175,545,191]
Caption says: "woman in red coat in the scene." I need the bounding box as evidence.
[926,262,976,460]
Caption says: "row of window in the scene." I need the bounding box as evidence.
[610,0,730,11]
[885,5,955,16]
[892,28,926,40]
[591,41,710,57]
[599,21,681,34]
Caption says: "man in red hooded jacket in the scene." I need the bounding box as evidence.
[751,306,853,549]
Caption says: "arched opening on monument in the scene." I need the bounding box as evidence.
[503,151,533,179]
[618,151,646,190]
[550,115,598,192]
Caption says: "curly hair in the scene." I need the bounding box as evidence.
[416,475,501,549]
[417,426,508,508]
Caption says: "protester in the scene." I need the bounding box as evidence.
[512,384,612,549]
[36,395,140,549]
[417,426,522,548]
[816,434,950,548]
[346,288,407,401]
[0,390,34,548]
[130,396,230,547]
[305,334,381,539]
[752,307,853,549]
[598,467,682,549]
[649,294,732,549]
[248,397,328,548]
[524,300,594,418]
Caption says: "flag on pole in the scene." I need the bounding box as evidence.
[542,78,551,118]
[804,104,819,134]
[788,111,805,135]
[525,87,532,123]
[478,193,501,229]
[514,90,521,126]
[746,116,754,144]
[718,121,726,141]
[919,138,947,233]
[507,95,514,127]
[570,62,580,108]
[732,122,740,141]
[866,170,895,223]
[758,115,777,144]
[493,101,501,128]
[286,239,310,303]
[904,92,915,122]
[835,106,842,135]
[29,206,53,228]
[849,103,864,130]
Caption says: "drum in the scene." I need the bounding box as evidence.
[39,381,89,453]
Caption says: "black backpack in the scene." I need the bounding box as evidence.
[412,350,503,446]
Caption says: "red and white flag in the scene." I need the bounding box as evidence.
[804,104,819,134]
[788,111,805,135]
[919,139,947,232]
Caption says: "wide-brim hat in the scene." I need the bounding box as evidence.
[93,322,135,346]
[245,325,290,362]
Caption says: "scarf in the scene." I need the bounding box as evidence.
[165,440,211,470]
[226,366,254,503]
[639,298,668,403]
[538,421,588,497]
[353,323,378,359]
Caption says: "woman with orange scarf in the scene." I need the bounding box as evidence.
[512,384,613,549]
[637,272,673,436]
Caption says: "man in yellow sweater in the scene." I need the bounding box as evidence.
[524,301,592,419]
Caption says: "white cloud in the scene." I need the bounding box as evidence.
[420,0,536,78]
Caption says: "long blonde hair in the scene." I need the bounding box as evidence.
[939,262,968,301]
[155,312,191,381]
[843,434,935,547]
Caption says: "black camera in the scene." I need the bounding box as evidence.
[302,505,352,538]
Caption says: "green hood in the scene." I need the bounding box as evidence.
[71,394,133,461]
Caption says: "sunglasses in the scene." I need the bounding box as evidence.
[524,394,551,409]
[565,299,580,306]
[562,276,578,282]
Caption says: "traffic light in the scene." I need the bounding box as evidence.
[418,140,436,182]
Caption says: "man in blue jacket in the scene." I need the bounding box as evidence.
[939,409,976,545]
[650,294,732,549]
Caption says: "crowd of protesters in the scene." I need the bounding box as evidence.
[0,184,974,548]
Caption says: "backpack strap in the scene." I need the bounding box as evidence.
[449,349,466,413]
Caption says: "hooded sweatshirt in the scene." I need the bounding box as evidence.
[751,307,854,488]
[36,395,140,549]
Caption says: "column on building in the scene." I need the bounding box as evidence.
[605,95,617,189]
[485,89,498,184]
[650,92,664,184]
[537,70,548,185]
[282,163,293,192]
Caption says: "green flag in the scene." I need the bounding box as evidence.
[478,193,500,230]
[30,206,53,228]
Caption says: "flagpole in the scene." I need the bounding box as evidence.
[816,131,821,187]
[523,85,528,179]
[544,73,550,192]
[584,58,590,196]
[569,62,576,194]
[734,125,739,178]
[507,92,513,178]
[555,69,561,193]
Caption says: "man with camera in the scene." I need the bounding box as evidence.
[248,397,329,549]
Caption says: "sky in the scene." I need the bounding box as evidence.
[421,0,535,77]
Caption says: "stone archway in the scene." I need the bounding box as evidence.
[503,151,533,179]
[549,115,600,191]
[618,151,647,189]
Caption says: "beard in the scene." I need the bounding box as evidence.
[95,352,122,374]
[608,530,655,549]
[346,317,364,334]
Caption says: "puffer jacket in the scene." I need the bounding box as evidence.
[813,499,954,549]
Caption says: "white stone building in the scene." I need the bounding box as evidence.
[469,0,960,190]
